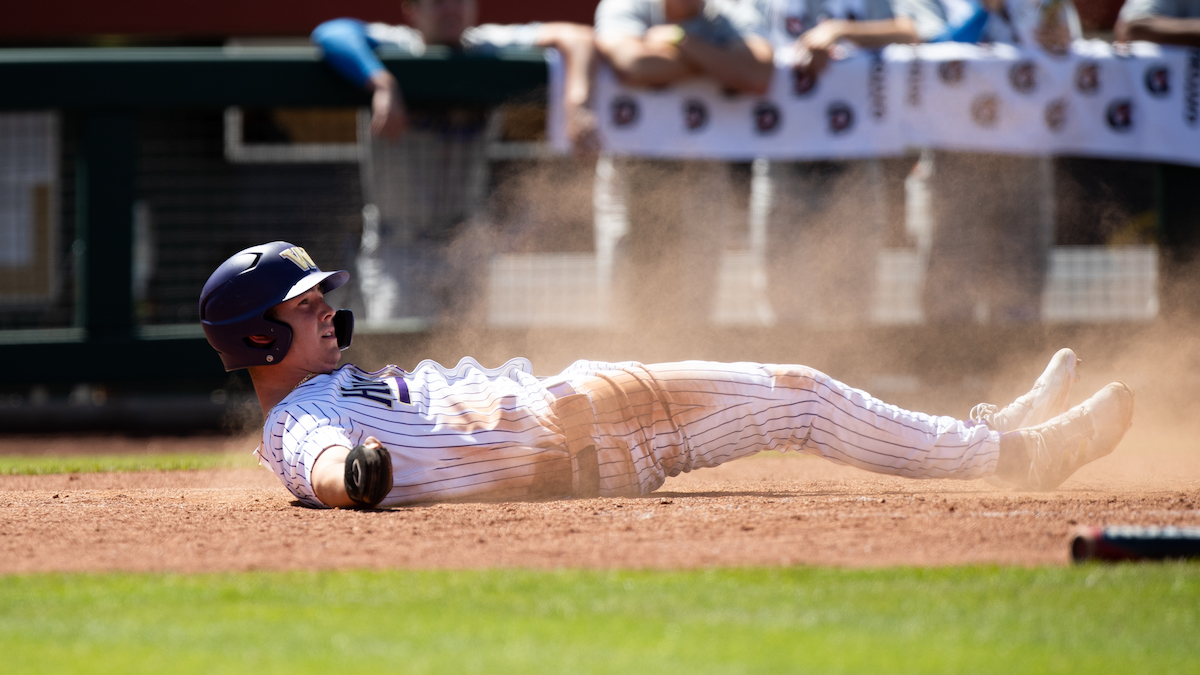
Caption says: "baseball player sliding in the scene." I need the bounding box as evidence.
[200,242,1134,509]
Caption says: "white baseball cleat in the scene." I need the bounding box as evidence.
[970,348,1080,433]
[1010,382,1135,491]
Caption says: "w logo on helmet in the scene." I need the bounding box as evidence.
[279,247,317,271]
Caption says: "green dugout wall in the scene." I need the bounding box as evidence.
[0,46,547,386]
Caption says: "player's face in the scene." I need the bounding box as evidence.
[407,0,477,46]
[272,287,342,373]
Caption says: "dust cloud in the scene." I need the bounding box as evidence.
[336,153,1200,484]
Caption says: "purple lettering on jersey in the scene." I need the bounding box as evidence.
[339,370,408,408]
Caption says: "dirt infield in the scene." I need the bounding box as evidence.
[2,425,1197,573]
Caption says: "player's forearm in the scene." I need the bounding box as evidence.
[312,445,355,508]
[834,18,922,47]
[675,37,773,94]
[597,37,696,87]
[367,69,398,95]
[537,23,596,109]
[1116,17,1200,46]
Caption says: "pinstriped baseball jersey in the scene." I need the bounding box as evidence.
[256,357,1001,508]
[258,357,575,508]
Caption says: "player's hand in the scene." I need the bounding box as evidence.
[567,105,600,159]
[793,45,829,79]
[367,71,408,140]
[795,20,844,75]
[644,23,686,48]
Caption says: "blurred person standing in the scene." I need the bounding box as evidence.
[1115,0,1200,306]
[312,2,597,327]
[592,0,774,336]
[751,0,922,327]
[892,0,1082,324]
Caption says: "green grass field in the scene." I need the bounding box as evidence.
[2,565,1197,674]
[0,452,258,475]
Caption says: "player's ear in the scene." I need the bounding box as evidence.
[245,335,275,348]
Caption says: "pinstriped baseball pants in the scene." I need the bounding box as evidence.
[560,361,1001,497]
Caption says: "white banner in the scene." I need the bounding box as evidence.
[592,41,1200,166]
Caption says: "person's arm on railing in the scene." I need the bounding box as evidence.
[794,18,921,75]
[536,22,600,154]
[312,18,407,139]
[1115,0,1200,46]
[1117,16,1200,46]
[673,31,774,94]
[596,33,698,87]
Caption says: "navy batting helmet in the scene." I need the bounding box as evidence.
[199,241,353,371]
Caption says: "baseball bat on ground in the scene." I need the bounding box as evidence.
[1070,525,1200,563]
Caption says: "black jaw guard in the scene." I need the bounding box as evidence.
[334,309,354,351]
[344,443,392,508]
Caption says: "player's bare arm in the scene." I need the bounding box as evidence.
[368,0,472,139]
[367,70,408,139]
[1115,16,1200,47]
[313,437,394,508]
[535,22,599,154]
[795,18,920,75]
[312,445,354,507]
[671,32,774,94]
[596,33,698,88]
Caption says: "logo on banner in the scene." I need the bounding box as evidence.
[1075,62,1100,94]
[683,99,708,132]
[827,101,855,134]
[1187,50,1200,126]
[1009,61,1037,93]
[1106,99,1133,131]
[971,94,998,127]
[1145,65,1170,97]
[938,60,965,85]
[753,101,782,134]
[1044,99,1068,132]
[786,15,808,36]
[611,96,639,128]
[793,68,818,96]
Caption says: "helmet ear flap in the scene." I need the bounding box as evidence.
[334,310,354,351]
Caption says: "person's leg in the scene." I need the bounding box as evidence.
[676,161,735,324]
[568,360,1000,496]
[620,160,729,335]
[360,134,440,325]
[593,154,630,325]
[619,159,682,333]
[923,151,988,322]
[923,152,1049,324]
[766,161,883,327]
[984,155,1051,323]
[359,122,490,327]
